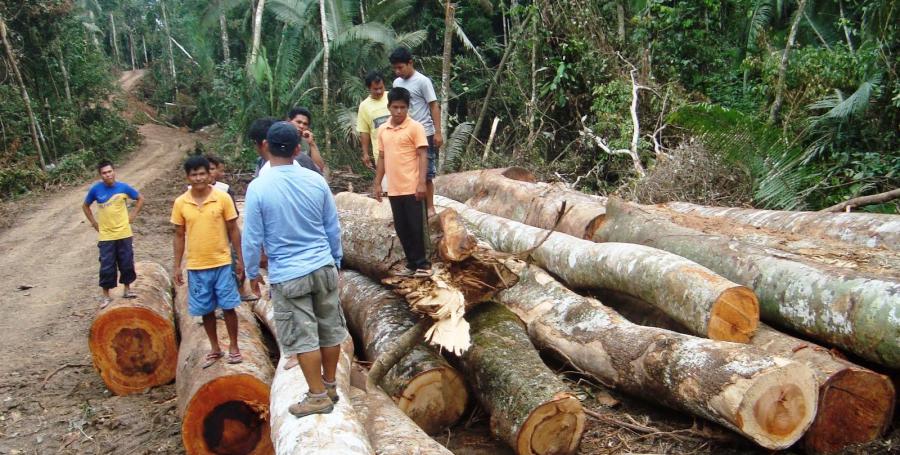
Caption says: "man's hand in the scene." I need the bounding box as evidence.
[302,130,315,145]
[173,265,184,286]
[234,260,245,282]
[415,182,427,201]
[91,221,99,232]
[128,211,138,224]
[361,153,374,170]
[250,276,264,297]
[373,184,383,202]
[432,132,443,148]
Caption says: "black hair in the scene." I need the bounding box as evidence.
[364,71,384,87]
[248,117,278,145]
[97,160,114,172]
[183,155,210,175]
[388,47,413,64]
[286,107,313,126]
[205,154,224,166]
[387,87,411,107]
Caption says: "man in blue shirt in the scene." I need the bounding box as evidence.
[242,122,345,418]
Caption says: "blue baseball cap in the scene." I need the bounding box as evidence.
[266,121,299,156]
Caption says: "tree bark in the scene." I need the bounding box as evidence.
[109,13,120,67]
[663,201,900,251]
[251,296,374,454]
[348,387,454,454]
[457,302,585,455]
[496,261,819,450]
[616,1,626,42]
[821,188,900,213]
[219,13,231,61]
[340,271,468,433]
[128,30,136,70]
[54,43,72,103]
[1,16,46,169]
[769,0,807,124]
[249,0,265,68]
[594,197,900,369]
[87,10,101,49]
[437,196,759,343]
[142,34,148,66]
[159,0,177,100]
[89,262,177,396]
[319,0,331,156]
[438,0,455,172]
[432,167,535,203]
[174,282,274,455]
[334,192,394,219]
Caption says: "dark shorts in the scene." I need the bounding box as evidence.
[426,135,438,180]
[187,265,241,316]
[98,237,136,289]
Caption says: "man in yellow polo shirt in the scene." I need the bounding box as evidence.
[171,156,245,369]
[357,71,390,171]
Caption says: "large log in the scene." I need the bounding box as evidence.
[436,196,759,343]
[175,283,274,455]
[252,295,374,454]
[89,261,177,395]
[340,271,468,434]
[432,167,536,203]
[496,261,819,450]
[594,197,900,369]
[348,387,454,455]
[458,302,585,455]
[661,201,900,252]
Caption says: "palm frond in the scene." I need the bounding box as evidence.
[443,122,474,171]
[453,19,486,68]
[334,103,360,143]
[396,30,427,49]
[808,74,881,126]
[365,0,414,25]
[268,0,316,27]
[746,1,773,50]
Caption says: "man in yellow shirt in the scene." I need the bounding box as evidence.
[82,160,144,308]
[357,71,390,170]
[171,156,245,368]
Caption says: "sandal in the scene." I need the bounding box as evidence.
[412,268,433,278]
[122,291,138,299]
[202,351,224,369]
[240,293,259,302]
[99,297,113,309]
[227,352,243,364]
[391,268,416,277]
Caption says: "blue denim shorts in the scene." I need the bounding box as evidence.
[426,135,438,180]
[187,265,241,316]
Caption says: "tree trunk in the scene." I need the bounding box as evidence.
[616,1,626,42]
[319,0,331,155]
[159,0,177,100]
[142,34,148,66]
[340,271,468,433]
[497,261,819,450]
[249,0,265,68]
[438,0,455,172]
[89,262,177,396]
[0,17,46,169]
[334,192,394,218]
[465,33,518,154]
[251,296,374,454]
[769,0,807,124]
[174,282,274,455]
[348,387,454,454]
[821,188,900,213]
[457,303,585,455]
[88,10,101,49]
[219,13,230,61]
[432,167,535,203]
[594,197,900,369]
[55,43,72,103]
[109,13,120,67]
[128,30,135,70]
[662,201,900,251]
[437,196,759,343]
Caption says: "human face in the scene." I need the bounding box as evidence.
[368,80,385,100]
[290,114,310,133]
[99,165,116,186]
[391,61,414,79]
[388,100,409,125]
[209,163,225,182]
[187,167,210,190]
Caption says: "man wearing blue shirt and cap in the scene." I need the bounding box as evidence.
[242,121,346,418]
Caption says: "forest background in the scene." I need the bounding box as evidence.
[1,0,897,212]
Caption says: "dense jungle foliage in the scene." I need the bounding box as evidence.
[1,0,897,212]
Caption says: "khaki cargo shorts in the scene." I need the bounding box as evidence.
[271,264,348,355]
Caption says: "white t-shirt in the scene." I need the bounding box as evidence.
[258,160,300,176]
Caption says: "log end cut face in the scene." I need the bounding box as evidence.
[182,374,272,455]
[398,367,469,434]
[516,394,585,455]
[707,286,760,343]
[89,307,177,395]
[803,368,896,454]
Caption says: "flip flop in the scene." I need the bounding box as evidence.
[391,268,416,277]
[202,351,224,369]
[240,294,259,302]
[227,352,243,364]
[283,356,298,370]
[122,291,138,299]
[412,268,433,278]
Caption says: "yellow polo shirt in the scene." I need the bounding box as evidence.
[357,95,390,159]
[170,188,238,270]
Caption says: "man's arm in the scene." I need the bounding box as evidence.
[82,203,99,232]
[303,131,328,171]
[241,191,263,281]
[415,145,428,201]
[226,219,244,280]
[373,153,386,202]
[173,224,186,286]
[429,100,443,147]
[322,187,343,268]
[129,194,145,223]
[360,132,373,169]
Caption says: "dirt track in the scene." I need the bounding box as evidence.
[0,71,196,454]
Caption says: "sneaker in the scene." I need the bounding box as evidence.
[323,378,339,403]
[288,393,334,418]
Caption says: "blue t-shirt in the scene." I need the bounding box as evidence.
[84,181,140,241]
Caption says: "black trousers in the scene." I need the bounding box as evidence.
[98,237,136,289]
[388,195,431,270]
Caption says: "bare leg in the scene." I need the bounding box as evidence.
[297,350,326,394]
[320,344,341,383]
[202,313,221,353]
[222,309,240,355]
[426,180,435,216]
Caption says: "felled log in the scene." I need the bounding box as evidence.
[662,201,900,252]
[349,386,454,454]
[496,261,819,450]
[457,302,585,455]
[89,261,177,395]
[252,295,373,454]
[594,197,900,369]
[175,283,274,455]
[601,293,895,455]
[436,196,759,342]
[335,192,394,219]
[432,167,535,202]
[340,271,468,434]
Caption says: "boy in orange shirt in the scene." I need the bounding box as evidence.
[373,87,432,277]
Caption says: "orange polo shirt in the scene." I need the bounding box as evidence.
[377,116,428,196]
[170,188,238,270]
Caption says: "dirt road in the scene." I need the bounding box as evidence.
[0,71,195,454]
